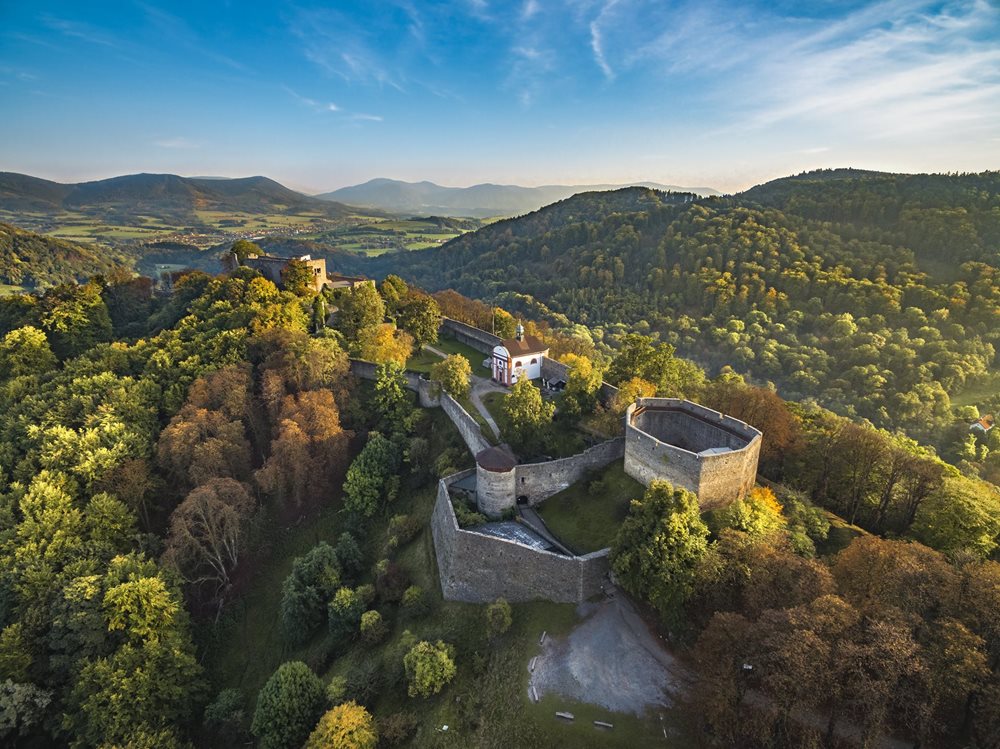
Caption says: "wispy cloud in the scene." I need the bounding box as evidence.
[153,136,199,149]
[283,86,382,123]
[40,15,119,48]
[584,0,1000,139]
[289,8,406,91]
[138,2,248,72]
[283,86,340,112]
[589,0,621,80]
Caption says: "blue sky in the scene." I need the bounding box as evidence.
[1,0,998,192]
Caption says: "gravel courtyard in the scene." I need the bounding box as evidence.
[528,591,684,715]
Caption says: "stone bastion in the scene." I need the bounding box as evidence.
[624,398,761,510]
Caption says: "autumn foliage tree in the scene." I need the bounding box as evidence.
[304,701,377,749]
[163,478,255,599]
[256,390,352,513]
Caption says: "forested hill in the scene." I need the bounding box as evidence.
[368,178,1000,448]
[0,222,124,288]
[744,169,1000,266]
[0,172,356,224]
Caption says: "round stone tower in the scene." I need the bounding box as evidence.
[475,445,518,518]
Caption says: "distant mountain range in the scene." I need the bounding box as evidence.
[0,172,355,223]
[316,178,721,218]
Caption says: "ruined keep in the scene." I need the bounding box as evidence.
[624,398,761,509]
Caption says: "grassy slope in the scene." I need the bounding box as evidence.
[536,462,645,554]
[432,335,489,374]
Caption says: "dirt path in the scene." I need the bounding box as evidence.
[468,376,505,440]
[529,591,683,715]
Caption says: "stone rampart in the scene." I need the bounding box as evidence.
[431,474,610,603]
[350,358,490,456]
[440,318,501,354]
[514,438,625,506]
[624,398,760,510]
[440,392,491,455]
[348,358,439,407]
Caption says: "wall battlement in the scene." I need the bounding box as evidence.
[624,398,761,509]
[431,472,610,603]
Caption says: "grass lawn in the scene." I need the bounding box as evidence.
[481,391,506,426]
[951,372,1000,408]
[536,462,644,554]
[406,346,445,374]
[456,392,499,444]
[432,335,490,374]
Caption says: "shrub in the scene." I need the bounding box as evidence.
[403,640,456,698]
[326,676,347,707]
[334,532,364,581]
[203,688,244,731]
[485,598,512,640]
[388,514,422,546]
[377,711,419,746]
[303,701,377,749]
[360,610,387,645]
[401,586,429,618]
[376,561,411,603]
[328,588,364,640]
[345,658,384,707]
[451,497,486,528]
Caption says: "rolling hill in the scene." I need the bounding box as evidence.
[317,177,720,217]
[0,222,124,289]
[0,172,357,224]
[360,173,1000,451]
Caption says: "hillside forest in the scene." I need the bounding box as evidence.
[366,171,1000,486]
[0,171,997,748]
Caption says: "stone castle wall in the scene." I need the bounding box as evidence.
[624,398,760,510]
[349,359,490,454]
[514,438,625,506]
[440,392,492,455]
[431,474,611,603]
[440,318,501,354]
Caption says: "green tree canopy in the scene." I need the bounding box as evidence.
[403,640,456,698]
[281,259,316,297]
[336,283,385,343]
[0,325,57,379]
[611,481,710,628]
[499,378,554,455]
[397,295,441,346]
[343,433,400,518]
[250,661,325,749]
[430,354,472,399]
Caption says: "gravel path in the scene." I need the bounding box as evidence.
[468,376,506,440]
[529,591,682,715]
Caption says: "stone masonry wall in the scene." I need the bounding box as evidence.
[475,464,517,517]
[431,474,611,603]
[514,438,625,506]
[440,392,491,455]
[623,398,761,510]
[440,318,501,354]
[348,359,440,408]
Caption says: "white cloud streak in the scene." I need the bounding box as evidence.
[589,0,1000,139]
